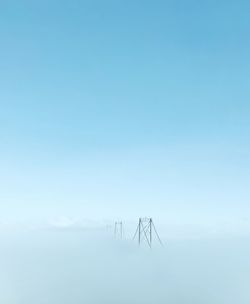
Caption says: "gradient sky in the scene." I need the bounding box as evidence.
[0,0,250,236]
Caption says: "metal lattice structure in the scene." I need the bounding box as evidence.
[114,221,123,239]
[133,218,163,248]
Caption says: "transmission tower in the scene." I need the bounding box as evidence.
[133,218,163,248]
[114,221,123,239]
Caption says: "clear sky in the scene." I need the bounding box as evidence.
[0,0,250,236]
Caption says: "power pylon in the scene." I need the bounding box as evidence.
[114,221,123,239]
[133,218,163,248]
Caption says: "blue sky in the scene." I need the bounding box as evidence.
[0,0,250,235]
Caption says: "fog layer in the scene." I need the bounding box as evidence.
[1,229,249,304]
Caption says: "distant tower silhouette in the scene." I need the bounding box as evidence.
[106,224,112,232]
[133,218,163,248]
[114,221,123,239]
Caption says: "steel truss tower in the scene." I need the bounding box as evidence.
[114,221,123,239]
[133,218,163,248]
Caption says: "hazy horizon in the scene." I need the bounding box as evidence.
[1,0,250,302]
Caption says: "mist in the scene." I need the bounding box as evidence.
[1,227,250,304]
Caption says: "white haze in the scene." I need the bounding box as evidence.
[0,228,250,304]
